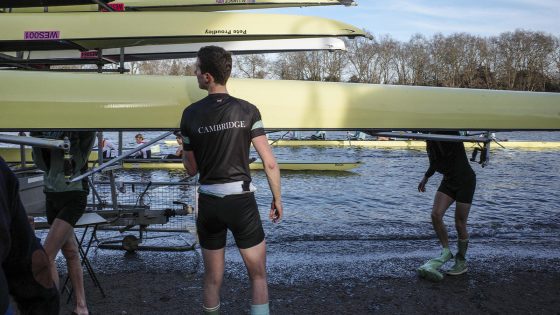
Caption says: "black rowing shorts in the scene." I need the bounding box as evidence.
[197,192,265,250]
[45,191,88,226]
[438,171,476,204]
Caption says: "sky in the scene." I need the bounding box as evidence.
[249,0,560,41]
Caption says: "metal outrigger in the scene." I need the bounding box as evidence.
[367,130,497,167]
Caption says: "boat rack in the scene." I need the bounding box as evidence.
[1,132,198,252]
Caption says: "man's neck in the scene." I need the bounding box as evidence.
[207,84,228,95]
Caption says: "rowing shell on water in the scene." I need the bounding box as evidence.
[264,140,560,150]
[119,159,361,171]
[160,139,560,150]
[0,148,361,172]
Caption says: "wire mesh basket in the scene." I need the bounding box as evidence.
[89,179,197,232]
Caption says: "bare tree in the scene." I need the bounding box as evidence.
[271,52,307,80]
[344,34,380,83]
[234,54,268,79]
[377,35,398,84]
[321,50,347,82]
[428,33,448,86]
[405,34,431,86]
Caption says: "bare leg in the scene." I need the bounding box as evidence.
[43,218,74,289]
[61,236,88,315]
[201,247,225,309]
[418,192,456,281]
[447,202,472,275]
[431,192,455,248]
[238,240,268,305]
[454,202,472,240]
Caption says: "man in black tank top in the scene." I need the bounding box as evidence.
[416,132,476,282]
[180,46,283,315]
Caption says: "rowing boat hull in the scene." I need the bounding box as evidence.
[1,38,346,65]
[3,138,559,168]
[1,0,354,12]
[0,148,360,171]
[0,12,363,51]
[119,160,361,171]
[1,71,559,131]
[267,140,560,149]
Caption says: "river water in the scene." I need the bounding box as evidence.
[36,131,560,283]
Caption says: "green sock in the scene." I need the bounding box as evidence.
[203,303,220,315]
[250,303,270,315]
[456,239,469,261]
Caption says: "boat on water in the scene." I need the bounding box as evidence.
[162,139,560,150]
[119,159,361,171]
[0,148,360,171]
[264,139,560,150]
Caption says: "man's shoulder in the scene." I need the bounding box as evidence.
[183,98,205,115]
[229,96,259,112]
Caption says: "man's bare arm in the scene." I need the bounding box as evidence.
[252,135,283,222]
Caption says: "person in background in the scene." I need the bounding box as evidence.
[347,131,367,141]
[180,46,283,315]
[417,131,476,282]
[310,130,326,140]
[164,132,183,160]
[101,138,117,159]
[286,131,301,140]
[31,131,96,315]
[0,156,60,315]
[131,133,151,159]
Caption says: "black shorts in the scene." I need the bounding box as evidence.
[438,171,476,204]
[197,192,265,250]
[45,191,88,226]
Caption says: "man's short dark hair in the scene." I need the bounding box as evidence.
[197,46,232,85]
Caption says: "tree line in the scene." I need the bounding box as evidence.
[131,29,560,92]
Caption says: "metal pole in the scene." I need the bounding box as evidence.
[368,131,491,143]
[0,134,67,150]
[71,131,173,182]
[118,131,123,156]
[97,131,103,166]
[18,131,26,168]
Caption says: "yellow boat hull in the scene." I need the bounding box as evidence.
[2,0,352,13]
[267,140,560,149]
[0,148,360,171]
[0,12,364,51]
[1,71,559,131]
[119,160,361,171]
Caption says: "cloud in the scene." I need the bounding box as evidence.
[362,0,560,38]
[387,0,522,20]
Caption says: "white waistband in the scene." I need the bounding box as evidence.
[199,181,256,198]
